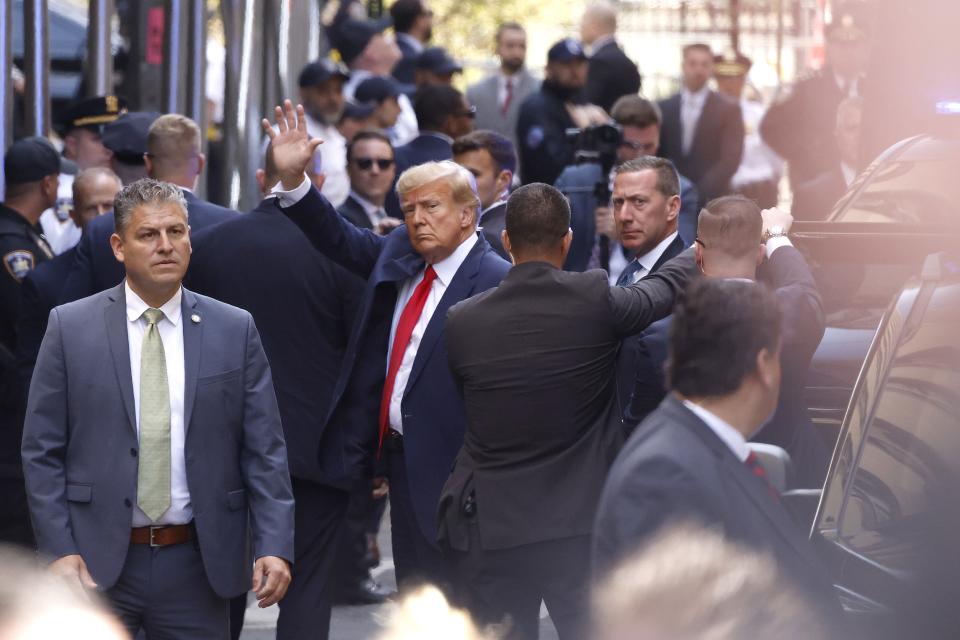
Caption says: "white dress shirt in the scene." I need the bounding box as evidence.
[125,282,192,526]
[348,190,388,228]
[387,234,478,434]
[680,85,710,156]
[305,114,350,207]
[731,98,783,189]
[617,231,680,286]
[682,400,750,463]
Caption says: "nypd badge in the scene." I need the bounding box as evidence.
[4,250,35,281]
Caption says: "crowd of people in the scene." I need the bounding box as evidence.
[0,1,876,639]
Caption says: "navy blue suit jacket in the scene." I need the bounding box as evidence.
[281,185,511,541]
[58,190,238,304]
[186,198,364,488]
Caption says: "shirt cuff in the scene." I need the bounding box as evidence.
[272,176,311,208]
[765,235,792,259]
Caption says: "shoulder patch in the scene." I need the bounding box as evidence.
[525,126,545,150]
[4,250,35,281]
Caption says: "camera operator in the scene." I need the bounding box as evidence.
[556,95,698,277]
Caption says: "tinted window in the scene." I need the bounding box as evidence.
[835,158,960,225]
[837,289,960,571]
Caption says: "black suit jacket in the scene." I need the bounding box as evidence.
[186,198,364,487]
[438,252,697,552]
[623,246,829,485]
[593,395,841,623]
[58,190,238,304]
[791,167,847,221]
[583,40,641,112]
[658,91,744,206]
[478,202,508,261]
[338,195,374,229]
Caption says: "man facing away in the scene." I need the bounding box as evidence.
[22,179,294,639]
[593,278,841,628]
[438,183,696,639]
[263,100,510,590]
[579,2,641,112]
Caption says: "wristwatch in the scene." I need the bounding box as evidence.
[762,225,788,243]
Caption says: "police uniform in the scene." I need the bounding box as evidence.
[516,39,586,186]
[759,14,867,190]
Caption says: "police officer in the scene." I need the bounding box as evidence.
[516,38,605,186]
[760,12,869,190]
[0,136,59,548]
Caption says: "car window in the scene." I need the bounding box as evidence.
[837,292,960,572]
[835,158,960,225]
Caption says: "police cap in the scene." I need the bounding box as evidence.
[102,111,160,164]
[58,95,128,135]
[298,59,351,88]
[713,50,752,78]
[4,136,62,186]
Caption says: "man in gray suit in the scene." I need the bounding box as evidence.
[21,179,295,639]
[466,23,539,149]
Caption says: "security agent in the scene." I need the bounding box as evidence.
[354,76,404,130]
[102,111,160,185]
[0,136,59,548]
[516,38,590,186]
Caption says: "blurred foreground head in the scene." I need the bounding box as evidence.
[592,523,825,640]
[0,546,128,639]
[377,586,494,640]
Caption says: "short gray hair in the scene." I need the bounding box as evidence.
[614,155,680,199]
[113,178,188,234]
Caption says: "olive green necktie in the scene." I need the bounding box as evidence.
[137,307,171,522]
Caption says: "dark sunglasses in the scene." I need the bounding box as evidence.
[354,157,394,170]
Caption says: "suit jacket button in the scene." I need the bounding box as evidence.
[130,448,138,457]
[124,498,132,508]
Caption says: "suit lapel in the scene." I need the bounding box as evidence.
[404,235,485,392]
[104,284,137,434]
[649,235,685,274]
[181,288,202,432]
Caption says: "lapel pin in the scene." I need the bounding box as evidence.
[191,314,201,324]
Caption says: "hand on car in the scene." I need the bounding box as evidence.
[761,207,793,235]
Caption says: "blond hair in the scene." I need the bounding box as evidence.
[146,114,201,177]
[396,161,480,220]
[593,523,824,640]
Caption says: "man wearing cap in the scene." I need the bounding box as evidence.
[467,23,540,150]
[413,47,462,89]
[516,38,602,186]
[658,43,744,208]
[296,59,352,207]
[355,76,404,131]
[714,51,783,209]
[390,0,434,86]
[58,95,127,171]
[761,12,870,190]
[0,137,58,549]
[102,111,160,186]
[334,18,418,146]
[580,2,642,113]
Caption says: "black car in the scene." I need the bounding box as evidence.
[808,251,960,637]
[792,133,960,447]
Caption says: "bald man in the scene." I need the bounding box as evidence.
[579,2,641,112]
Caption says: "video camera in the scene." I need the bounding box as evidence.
[566,122,622,179]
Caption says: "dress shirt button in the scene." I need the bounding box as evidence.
[124,498,132,508]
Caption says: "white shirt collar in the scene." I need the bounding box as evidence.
[430,233,478,287]
[481,197,507,218]
[125,281,183,326]
[634,231,678,272]
[681,84,710,104]
[397,32,424,54]
[349,190,384,216]
[682,399,750,462]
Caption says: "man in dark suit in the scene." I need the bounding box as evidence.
[58,113,238,304]
[389,0,433,86]
[187,156,364,640]
[22,179,294,639]
[17,167,122,387]
[452,130,517,261]
[658,43,744,206]
[791,96,862,221]
[593,278,841,627]
[438,183,695,639]
[624,196,829,486]
[263,100,511,589]
[579,3,641,112]
[338,130,398,230]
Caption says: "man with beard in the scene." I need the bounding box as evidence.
[467,23,540,149]
[298,59,351,206]
[516,38,605,186]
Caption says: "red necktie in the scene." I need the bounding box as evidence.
[745,451,780,503]
[378,266,438,452]
[502,78,513,115]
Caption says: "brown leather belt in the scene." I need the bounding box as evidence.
[130,523,194,547]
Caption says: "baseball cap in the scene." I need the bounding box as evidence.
[355,76,403,104]
[415,47,463,75]
[102,111,160,163]
[547,38,588,64]
[330,18,392,66]
[298,59,351,88]
[4,136,63,185]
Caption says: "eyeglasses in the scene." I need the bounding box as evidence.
[456,106,477,119]
[354,157,394,170]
